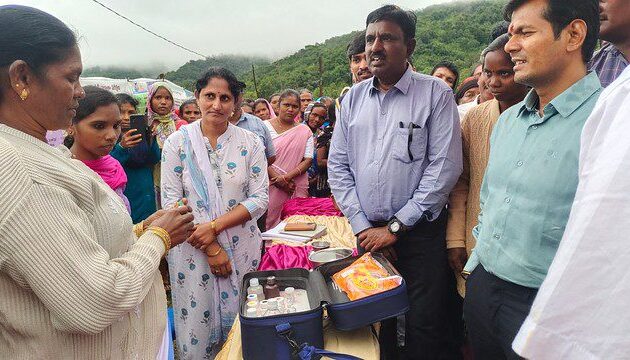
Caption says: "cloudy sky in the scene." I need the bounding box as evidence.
[2,0,452,70]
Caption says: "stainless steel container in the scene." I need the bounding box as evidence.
[308,248,353,268]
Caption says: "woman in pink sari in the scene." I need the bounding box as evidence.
[264,89,314,229]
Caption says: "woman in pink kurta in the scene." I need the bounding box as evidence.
[264,89,314,229]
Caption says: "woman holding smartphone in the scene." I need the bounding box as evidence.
[112,93,163,223]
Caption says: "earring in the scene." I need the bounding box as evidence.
[19,88,29,101]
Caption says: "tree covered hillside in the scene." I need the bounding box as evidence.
[164,55,271,91]
[240,0,507,99]
[84,1,508,100]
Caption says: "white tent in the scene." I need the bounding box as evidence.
[80,77,194,107]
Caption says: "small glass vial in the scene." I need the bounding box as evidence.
[259,300,269,317]
[246,300,258,311]
[283,287,295,306]
[246,307,258,318]
[267,298,280,316]
[276,297,287,314]
[264,276,280,299]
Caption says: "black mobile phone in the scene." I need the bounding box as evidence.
[129,114,147,140]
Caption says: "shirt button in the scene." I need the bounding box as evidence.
[532,125,538,130]
[505,197,511,203]
[381,110,386,115]
[493,234,501,239]
[516,161,523,167]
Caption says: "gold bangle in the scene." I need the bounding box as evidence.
[147,226,171,255]
[206,245,222,257]
[210,220,218,234]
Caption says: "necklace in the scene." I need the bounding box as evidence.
[273,118,295,134]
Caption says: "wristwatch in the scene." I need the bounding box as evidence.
[387,217,407,236]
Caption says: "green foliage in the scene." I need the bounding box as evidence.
[163,55,270,92]
[86,0,507,99]
[241,0,507,99]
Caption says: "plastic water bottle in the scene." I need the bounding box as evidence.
[247,278,265,300]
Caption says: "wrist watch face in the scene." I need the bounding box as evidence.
[389,221,401,233]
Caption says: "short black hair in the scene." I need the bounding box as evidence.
[366,5,417,41]
[504,0,599,63]
[430,61,460,89]
[490,21,510,41]
[179,99,198,114]
[115,93,139,108]
[347,31,367,59]
[269,93,280,102]
[195,67,246,101]
[0,5,77,100]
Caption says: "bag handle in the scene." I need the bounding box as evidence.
[276,323,362,360]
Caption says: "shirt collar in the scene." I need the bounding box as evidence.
[519,71,601,118]
[369,65,413,96]
[236,112,248,125]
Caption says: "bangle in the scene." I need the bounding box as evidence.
[210,220,218,234]
[147,226,171,256]
[206,245,222,257]
[133,221,145,238]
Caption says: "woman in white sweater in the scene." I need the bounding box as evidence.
[0,5,194,359]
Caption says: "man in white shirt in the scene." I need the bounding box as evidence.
[512,66,630,359]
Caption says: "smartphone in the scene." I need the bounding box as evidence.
[129,114,148,140]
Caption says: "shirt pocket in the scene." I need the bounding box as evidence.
[392,123,426,163]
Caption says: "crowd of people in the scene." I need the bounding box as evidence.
[0,0,629,359]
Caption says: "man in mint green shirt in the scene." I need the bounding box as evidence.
[462,0,602,359]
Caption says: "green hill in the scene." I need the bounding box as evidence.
[86,0,507,99]
[240,0,507,99]
[164,54,271,91]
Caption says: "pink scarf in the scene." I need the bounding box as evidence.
[262,99,277,119]
[82,155,128,191]
[266,124,312,229]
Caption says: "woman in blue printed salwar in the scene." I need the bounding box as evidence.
[161,67,268,359]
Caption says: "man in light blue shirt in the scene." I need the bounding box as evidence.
[229,96,276,164]
[328,5,463,359]
[229,95,275,230]
[462,1,602,358]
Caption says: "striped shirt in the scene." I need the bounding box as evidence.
[588,42,628,88]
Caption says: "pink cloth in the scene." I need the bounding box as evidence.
[82,155,131,213]
[260,99,276,119]
[259,245,314,271]
[266,124,312,229]
[281,197,343,219]
[82,155,127,190]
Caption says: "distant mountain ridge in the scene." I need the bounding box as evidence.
[85,0,507,99]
